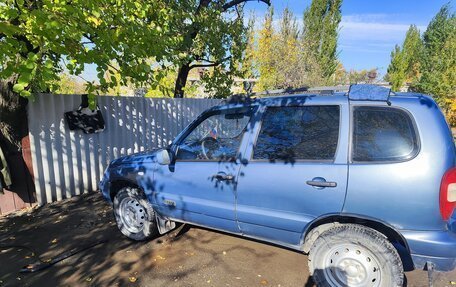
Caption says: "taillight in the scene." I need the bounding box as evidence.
[440,167,456,221]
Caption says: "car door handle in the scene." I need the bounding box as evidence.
[212,173,234,181]
[306,180,337,188]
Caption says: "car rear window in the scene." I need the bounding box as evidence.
[352,106,419,162]
[253,106,340,161]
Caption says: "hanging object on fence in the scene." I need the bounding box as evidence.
[64,94,105,134]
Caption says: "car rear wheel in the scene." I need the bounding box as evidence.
[113,187,158,241]
[308,224,403,287]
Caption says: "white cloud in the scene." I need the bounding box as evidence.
[340,14,426,43]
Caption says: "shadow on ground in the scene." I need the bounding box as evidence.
[0,193,161,287]
[0,193,455,287]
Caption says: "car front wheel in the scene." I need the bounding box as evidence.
[113,187,158,241]
[308,224,404,287]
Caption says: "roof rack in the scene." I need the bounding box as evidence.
[229,84,396,102]
[253,86,310,96]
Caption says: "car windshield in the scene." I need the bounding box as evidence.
[176,110,252,161]
[185,113,250,143]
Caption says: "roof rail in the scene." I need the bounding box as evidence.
[253,86,310,96]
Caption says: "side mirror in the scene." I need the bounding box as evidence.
[156,149,171,165]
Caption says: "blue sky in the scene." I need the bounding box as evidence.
[81,0,452,81]
[243,0,452,77]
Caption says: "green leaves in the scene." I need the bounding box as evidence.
[387,25,423,91]
[302,0,342,79]
[20,90,31,97]
[417,4,455,108]
[0,22,22,36]
[1,0,267,101]
[13,84,25,93]
[385,3,455,125]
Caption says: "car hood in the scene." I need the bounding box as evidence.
[110,149,162,166]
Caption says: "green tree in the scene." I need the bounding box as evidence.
[387,45,406,91]
[416,4,455,110]
[0,0,269,149]
[0,0,174,152]
[402,25,423,84]
[302,0,342,80]
[386,25,423,91]
[171,0,270,98]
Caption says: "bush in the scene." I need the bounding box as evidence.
[447,107,456,128]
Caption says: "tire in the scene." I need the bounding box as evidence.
[113,187,158,241]
[308,224,404,287]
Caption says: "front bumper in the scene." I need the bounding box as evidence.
[402,229,456,271]
[98,171,112,203]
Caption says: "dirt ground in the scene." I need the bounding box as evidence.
[0,193,455,287]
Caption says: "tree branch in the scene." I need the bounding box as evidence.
[106,62,120,73]
[222,0,270,11]
[189,56,231,69]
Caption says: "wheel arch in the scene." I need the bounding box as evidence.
[109,179,141,201]
[302,214,415,271]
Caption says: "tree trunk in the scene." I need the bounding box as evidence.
[0,78,28,153]
[174,62,191,98]
[0,79,36,205]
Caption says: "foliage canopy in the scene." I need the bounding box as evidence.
[0,0,269,102]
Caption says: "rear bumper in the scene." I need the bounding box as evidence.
[402,229,456,271]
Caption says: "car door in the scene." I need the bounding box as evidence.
[152,107,253,233]
[235,97,349,246]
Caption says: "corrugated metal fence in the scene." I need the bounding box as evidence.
[28,94,220,204]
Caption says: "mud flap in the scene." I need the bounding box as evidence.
[426,261,435,287]
[155,213,176,234]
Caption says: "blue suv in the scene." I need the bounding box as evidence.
[99,85,456,287]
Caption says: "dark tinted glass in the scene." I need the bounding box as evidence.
[353,107,418,162]
[253,106,340,161]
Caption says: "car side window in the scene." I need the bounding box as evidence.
[176,111,251,161]
[352,106,419,162]
[253,106,340,161]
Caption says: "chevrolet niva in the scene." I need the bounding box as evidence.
[100,85,456,287]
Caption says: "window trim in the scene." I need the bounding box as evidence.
[174,107,255,163]
[249,105,342,163]
[349,105,421,164]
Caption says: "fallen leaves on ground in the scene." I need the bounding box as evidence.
[128,276,137,283]
[154,255,166,261]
